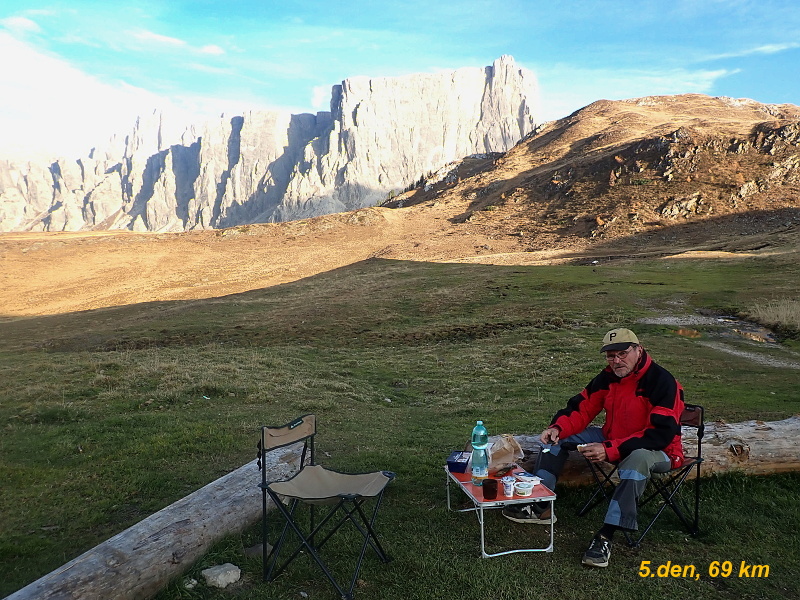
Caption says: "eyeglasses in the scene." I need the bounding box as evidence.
[605,347,636,362]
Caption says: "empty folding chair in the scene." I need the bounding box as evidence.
[577,404,705,547]
[257,414,395,600]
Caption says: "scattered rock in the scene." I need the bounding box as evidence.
[201,563,241,589]
[659,193,706,218]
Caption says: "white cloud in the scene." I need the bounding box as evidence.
[200,44,225,55]
[0,15,42,35]
[126,29,228,57]
[752,42,800,54]
[0,32,174,159]
[311,85,331,110]
[0,33,287,160]
[130,28,187,48]
[703,42,800,61]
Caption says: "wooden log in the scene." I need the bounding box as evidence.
[513,415,800,486]
[690,415,800,476]
[5,444,302,600]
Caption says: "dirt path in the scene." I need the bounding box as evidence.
[696,341,800,369]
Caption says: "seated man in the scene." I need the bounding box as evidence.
[503,328,685,568]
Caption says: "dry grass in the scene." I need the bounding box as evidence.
[747,298,800,336]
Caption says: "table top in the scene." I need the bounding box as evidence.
[446,468,556,506]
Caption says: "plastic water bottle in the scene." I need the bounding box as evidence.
[471,420,489,486]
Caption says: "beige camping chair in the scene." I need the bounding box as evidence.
[258,414,395,600]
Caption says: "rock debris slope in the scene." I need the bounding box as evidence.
[0,56,537,233]
[394,94,800,255]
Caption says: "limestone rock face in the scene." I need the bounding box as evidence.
[0,56,538,232]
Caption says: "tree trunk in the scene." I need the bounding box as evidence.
[513,415,800,486]
[6,445,302,600]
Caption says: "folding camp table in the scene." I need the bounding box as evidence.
[445,468,556,558]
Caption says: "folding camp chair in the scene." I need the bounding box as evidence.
[257,414,395,600]
[576,404,705,547]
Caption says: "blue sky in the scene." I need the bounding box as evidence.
[1,0,799,158]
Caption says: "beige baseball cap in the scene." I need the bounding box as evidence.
[601,328,639,352]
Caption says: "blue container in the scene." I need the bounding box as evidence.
[447,451,470,473]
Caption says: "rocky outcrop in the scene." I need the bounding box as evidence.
[479,94,800,243]
[0,56,538,232]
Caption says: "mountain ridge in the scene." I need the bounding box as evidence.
[2,93,799,319]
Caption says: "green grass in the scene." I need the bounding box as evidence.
[2,256,800,599]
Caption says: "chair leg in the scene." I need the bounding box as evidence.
[264,497,299,582]
[313,500,389,562]
[693,460,702,534]
[659,470,699,534]
[577,463,617,517]
[267,495,353,599]
[264,492,390,600]
[269,497,340,580]
[633,463,701,546]
[353,495,391,562]
[261,486,270,582]
[347,491,390,596]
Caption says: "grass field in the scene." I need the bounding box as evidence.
[2,255,799,599]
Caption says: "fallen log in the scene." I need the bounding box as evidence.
[513,415,800,486]
[5,444,303,600]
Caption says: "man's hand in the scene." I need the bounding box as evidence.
[540,427,560,445]
[578,442,608,463]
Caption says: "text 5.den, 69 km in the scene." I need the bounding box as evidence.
[639,560,770,580]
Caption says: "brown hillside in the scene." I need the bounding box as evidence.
[2,94,799,318]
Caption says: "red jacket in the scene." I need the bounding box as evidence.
[550,350,685,468]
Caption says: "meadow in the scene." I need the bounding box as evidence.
[2,254,799,599]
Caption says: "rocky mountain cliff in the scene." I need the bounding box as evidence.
[0,56,538,232]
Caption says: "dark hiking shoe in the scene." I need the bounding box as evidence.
[582,534,612,567]
[501,502,556,525]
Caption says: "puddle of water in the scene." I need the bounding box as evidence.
[713,316,777,343]
[640,315,777,344]
[733,328,776,343]
[640,314,798,368]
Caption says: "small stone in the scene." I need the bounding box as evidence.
[184,578,198,590]
[201,563,241,589]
